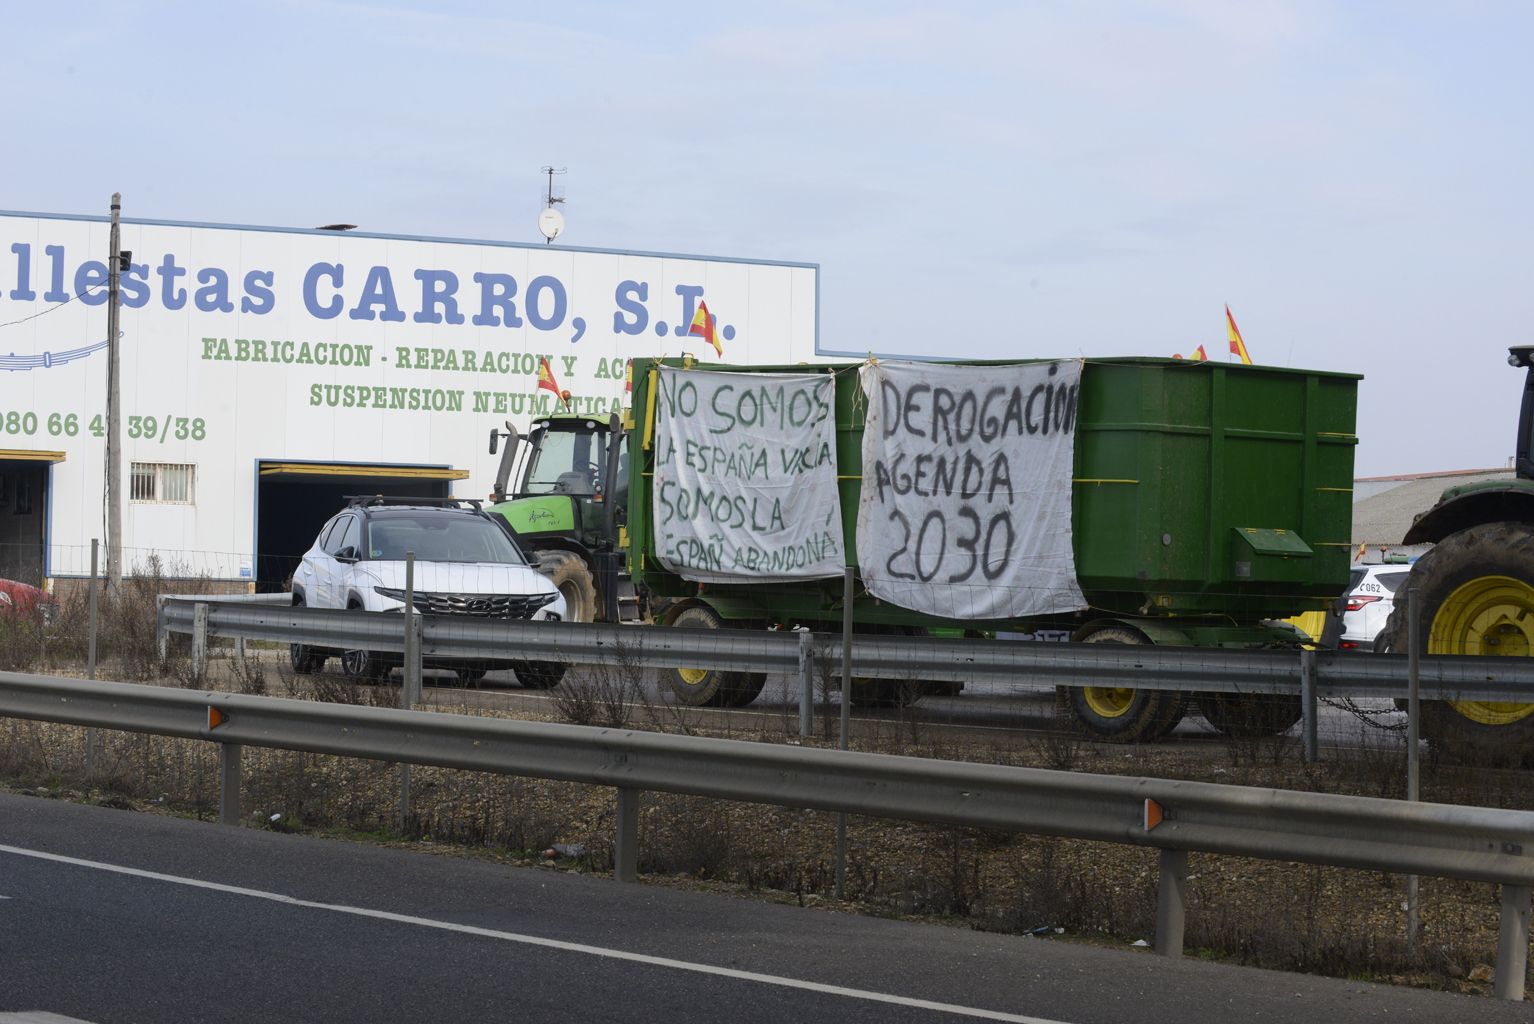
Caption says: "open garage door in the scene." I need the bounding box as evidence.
[255,461,469,592]
[0,450,62,587]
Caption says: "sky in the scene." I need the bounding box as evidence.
[3,0,1530,477]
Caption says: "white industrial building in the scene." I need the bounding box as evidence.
[0,211,819,590]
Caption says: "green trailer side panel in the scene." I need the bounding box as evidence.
[1071,360,1357,614]
[627,356,1359,628]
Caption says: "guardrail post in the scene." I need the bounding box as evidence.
[797,627,813,738]
[403,551,422,708]
[218,742,242,826]
[1496,884,1530,1001]
[156,598,168,665]
[835,566,854,900]
[86,539,101,776]
[399,551,418,829]
[192,602,209,681]
[1154,848,1188,957]
[1300,648,1318,763]
[615,787,640,883]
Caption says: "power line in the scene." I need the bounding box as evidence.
[0,284,109,330]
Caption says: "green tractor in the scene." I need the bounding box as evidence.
[485,412,639,624]
[1384,344,1534,764]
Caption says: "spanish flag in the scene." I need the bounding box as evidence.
[688,300,723,357]
[537,356,571,410]
[1174,344,1209,361]
[624,358,633,394]
[1226,305,1253,365]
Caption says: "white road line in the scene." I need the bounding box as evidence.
[0,843,1069,1024]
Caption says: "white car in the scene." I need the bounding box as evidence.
[1339,564,1413,651]
[289,499,567,686]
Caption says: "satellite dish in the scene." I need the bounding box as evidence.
[538,207,565,242]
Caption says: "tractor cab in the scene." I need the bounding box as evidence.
[488,413,626,549]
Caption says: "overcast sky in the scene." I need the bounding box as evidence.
[4,0,1528,476]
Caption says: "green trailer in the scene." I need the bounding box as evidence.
[624,355,1359,740]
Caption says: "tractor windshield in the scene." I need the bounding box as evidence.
[523,424,611,496]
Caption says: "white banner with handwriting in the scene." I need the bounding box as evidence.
[856,360,1086,619]
[653,368,845,582]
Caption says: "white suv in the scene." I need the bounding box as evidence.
[1339,564,1412,651]
[288,498,567,685]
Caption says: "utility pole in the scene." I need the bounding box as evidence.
[105,193,123,590]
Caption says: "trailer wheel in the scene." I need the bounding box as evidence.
[288,595,326,675]
[1384,522,1534,766]
[665,605,767,708]
[1055,627,1179,742]
[539,551,597,624]
[847,625,929,708]
[513,661,566,689]
[1199,692,1302,738]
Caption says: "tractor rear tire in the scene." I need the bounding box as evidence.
[1382,522,1534,767]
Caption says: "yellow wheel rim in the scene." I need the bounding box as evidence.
[1083,686,1135,719]
[1430,575,1534,726]
[677,667,707,686]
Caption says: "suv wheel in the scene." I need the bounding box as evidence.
[341,601,390,682]
[289,595,326,674]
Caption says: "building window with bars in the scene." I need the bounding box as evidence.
[130,463,196,504]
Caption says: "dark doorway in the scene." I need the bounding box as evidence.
[254,465,457,593]
[0,458,49,586]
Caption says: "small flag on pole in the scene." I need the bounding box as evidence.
[1226,305,1253,365]
[1354,541,1367,563]
[688,300,723,357]
[1173,345,1209,361]
[537,356,571,410]
[624,358,633,394]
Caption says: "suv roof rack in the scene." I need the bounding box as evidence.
[343,495,484,510]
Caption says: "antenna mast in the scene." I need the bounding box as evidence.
[538,166,567,244]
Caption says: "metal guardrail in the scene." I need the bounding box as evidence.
[0,670,1529,1000]
[157,595,1534,703]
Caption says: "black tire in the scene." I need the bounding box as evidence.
[1374,634,1411,712]
[1055,627,1183,742]
[1146,690,1189,741]
[1199,692,1302,738]
[849,679,924,709]
[513,661,566,689]
[340,602,390,682]
[288,595,325,675]
[1381,522,1534,766]
[845,626,934,708]
[664,605,767,708]
[538,550,597,623]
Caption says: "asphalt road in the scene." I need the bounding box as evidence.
[1,794,1522,1024]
